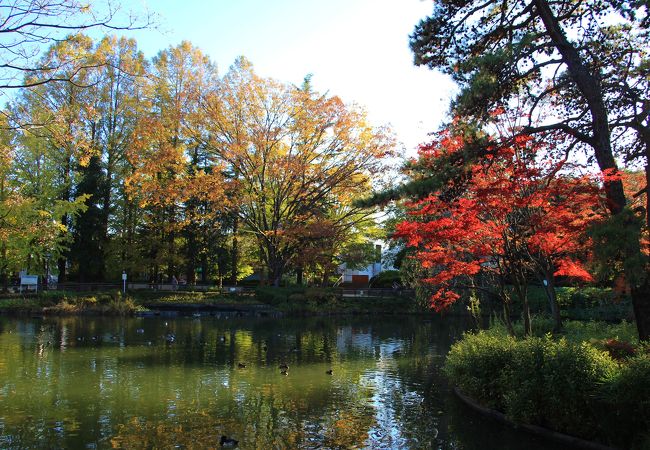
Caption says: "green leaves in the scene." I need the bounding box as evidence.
[588,207,647,285]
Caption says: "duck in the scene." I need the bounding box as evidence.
[326,369,333,375]
[237,362,246,368]
[220,435,238,447]
[278,363,289,370]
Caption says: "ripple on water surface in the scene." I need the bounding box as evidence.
[0,315,553,449]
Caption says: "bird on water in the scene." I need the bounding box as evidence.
[220,435,238,447]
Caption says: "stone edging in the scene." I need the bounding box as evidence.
[452,387,618,450]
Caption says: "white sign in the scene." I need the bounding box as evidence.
[20,275,38,293]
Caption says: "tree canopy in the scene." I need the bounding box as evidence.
[408,0,649,339]
[0,37,393,290]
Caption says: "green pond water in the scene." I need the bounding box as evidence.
[0,314,554,449]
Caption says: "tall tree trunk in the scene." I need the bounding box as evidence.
[513,276,531,336]
[296,266,303,286]
[271,261,283,287]
[544,277,562,333]
[539,263,562,332]
[535,0,649,340]
[0,242,7,292]
[503,296,515,337]
[200,253,208,284]
[230,214,239,285]
[58,159,72,283]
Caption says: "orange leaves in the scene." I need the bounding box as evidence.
[553,258,595,282]
[195,59,393,281]
[396,128,606,309]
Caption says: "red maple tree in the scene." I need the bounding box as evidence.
[395,129,606,334]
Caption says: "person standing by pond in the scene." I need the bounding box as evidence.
[172,275,178,291]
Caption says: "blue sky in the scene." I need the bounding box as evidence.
[118,0,455,156]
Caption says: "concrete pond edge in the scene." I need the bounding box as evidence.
[452,387,619,450]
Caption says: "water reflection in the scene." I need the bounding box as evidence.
[0,315,549,449]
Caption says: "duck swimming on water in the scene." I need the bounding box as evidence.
[220,435,238,447]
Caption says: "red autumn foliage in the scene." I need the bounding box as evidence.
[603,339,637,360]
[394,131,606,311]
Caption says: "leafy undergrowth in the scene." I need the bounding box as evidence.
[43,296,144,315]
[446,321,649,449]
[137,291,259,306]
[0,290,263,315]
[0,291,143,315]
[254,286,419,314]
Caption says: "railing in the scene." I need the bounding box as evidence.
[53,282,122,292]
[341,288,415,297]
[31,283,413,298]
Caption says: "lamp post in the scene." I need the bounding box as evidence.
[122,270,127,295]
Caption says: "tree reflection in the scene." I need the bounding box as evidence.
[0,315,544,449]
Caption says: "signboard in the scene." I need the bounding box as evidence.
[20,275,38,293]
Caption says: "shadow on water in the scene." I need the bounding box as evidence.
[0,314,556,449]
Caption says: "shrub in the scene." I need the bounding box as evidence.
[508,339,616,438]
[444,331,516,411]
[600,354,650,449]
[602,338,637,360]
[255,287,297,305]
[555,287,633,321]
[255,287,340,310]
[562,320,638,345]
[556,287,616,309]
[444,329,648,447]
[105,297,141,315]
[369,270,401,288]
[304,288,338,305]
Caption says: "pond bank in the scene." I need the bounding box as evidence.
[453,388,617,450]
[0,288,424,317]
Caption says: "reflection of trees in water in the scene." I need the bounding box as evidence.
[0,314,485,449]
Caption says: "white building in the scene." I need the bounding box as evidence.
[338,244,387,286]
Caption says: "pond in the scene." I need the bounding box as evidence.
[0,314,553,449]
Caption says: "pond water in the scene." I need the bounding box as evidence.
[0,314,554,449]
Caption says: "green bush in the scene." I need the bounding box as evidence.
[601,354,650,449]
[444,332,517,411]
[255,287,340,310]
[503,338,617,437]
[255,287,297,305]
[556,287,617,308]
[445,329,646,448]
[555,286,633,321]
[0,297,47,311]
[369,270,401,288]
[562,320,638,345]
[304,288,338,305]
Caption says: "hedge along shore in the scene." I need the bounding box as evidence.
[444,327,649,450]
